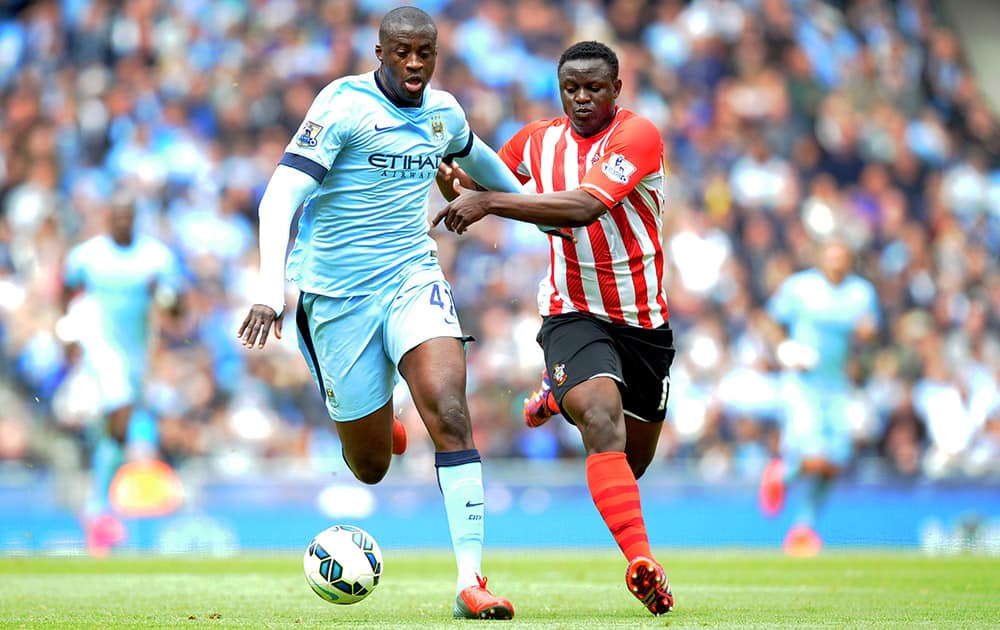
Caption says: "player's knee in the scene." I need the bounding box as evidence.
[576,407,625,452]
[628,458,650,479]
[343,453,390,485]
[351,460,390,485]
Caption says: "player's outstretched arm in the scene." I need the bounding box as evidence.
[445,136,573,241]
[239,164,318,349]
[432,187,604,235]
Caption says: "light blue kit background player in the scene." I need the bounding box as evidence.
[760,239,879,549]
[62,202,183,519]
[238,7,522,616]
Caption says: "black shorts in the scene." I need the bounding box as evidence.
[536,312,676,423]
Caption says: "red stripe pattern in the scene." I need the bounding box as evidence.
[507,110,668,329]
[586,452,652,562]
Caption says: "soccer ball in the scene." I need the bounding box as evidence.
[303,525,382,605]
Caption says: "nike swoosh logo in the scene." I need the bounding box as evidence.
[374,124,395,132]
[465,501,484,508]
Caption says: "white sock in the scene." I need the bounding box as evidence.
[435,450,484,593]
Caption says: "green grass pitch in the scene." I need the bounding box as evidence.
[1,550,997,629]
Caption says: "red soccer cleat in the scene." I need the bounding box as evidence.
[453,574,514,620]
[392,417,407,456]
[758,458,785,517]
[626,556,674,615]
[522,370,561,428]
[783,524,822,558]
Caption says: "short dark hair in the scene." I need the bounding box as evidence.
[558,41,619,78]
[379,6,437,44]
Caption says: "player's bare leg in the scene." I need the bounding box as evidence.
[84,404,133,556]
[562,377,674,615]
[624,416,662,480]
[335,400,395,484]
[400,337,514,620]
[400,337,475,452]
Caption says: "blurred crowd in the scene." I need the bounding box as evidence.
[0,0,997,483]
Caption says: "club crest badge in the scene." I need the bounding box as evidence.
[552,363,567,386]
[296,121,323,148]
[602,152,636,184]
[430,115,445,141]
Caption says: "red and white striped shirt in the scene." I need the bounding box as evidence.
[498,107,668,329]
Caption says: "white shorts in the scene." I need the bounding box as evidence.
[83,343,141,414]
[295,257,466,422]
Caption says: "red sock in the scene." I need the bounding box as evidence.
[586,451,652,562]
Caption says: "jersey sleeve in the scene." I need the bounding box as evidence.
[767,276,798,326]
[860,279,880,326]
[440,93,473,162]
[279,82,353,183]
[498,120,550,185]
[63,244,86,289]
[579,115,663,208]
[153,242,184,292]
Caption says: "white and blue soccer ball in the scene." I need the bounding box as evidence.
[303,525,383,605]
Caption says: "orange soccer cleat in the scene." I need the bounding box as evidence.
[453,574,514,620]
[522,370,561,428]
[392,417,407,456]
[758,458,785,517]
[625,556,674,616]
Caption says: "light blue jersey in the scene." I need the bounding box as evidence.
[768,268,878,387]
[64,234,181,378]
[280,72,473,297]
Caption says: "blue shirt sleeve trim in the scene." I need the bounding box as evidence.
[279,152,328,183]
[443,132,475,165]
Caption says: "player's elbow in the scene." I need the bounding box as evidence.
[568,199,607,226]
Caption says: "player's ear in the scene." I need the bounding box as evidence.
[375,43,383,62]
[613,78,622,98]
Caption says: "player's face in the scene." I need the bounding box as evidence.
[558,58,621,137]
[820,242,852,283]
[109,206,135,246]
[375,26,437,106]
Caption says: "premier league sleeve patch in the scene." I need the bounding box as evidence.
[602,152,637,184]
[295,121,324,148]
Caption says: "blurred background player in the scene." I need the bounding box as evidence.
[758,238,879,556]
[237,6,523,620]
[435,41,675,616]
[61,196,183,556]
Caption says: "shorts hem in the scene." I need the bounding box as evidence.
[328,390,394,423]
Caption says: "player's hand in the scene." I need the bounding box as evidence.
[436,163,478,202]
[431,186,490,235]
[854,315,878,342]
[432,189,577,242]
[238,304,282,349]
[775,339,819,371]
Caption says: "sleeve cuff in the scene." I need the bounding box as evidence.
[443,132,475,165]
[279,152,328,183]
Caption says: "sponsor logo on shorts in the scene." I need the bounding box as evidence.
[552,362,567,386]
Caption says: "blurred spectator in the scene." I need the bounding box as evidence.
[0,0,996,486]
